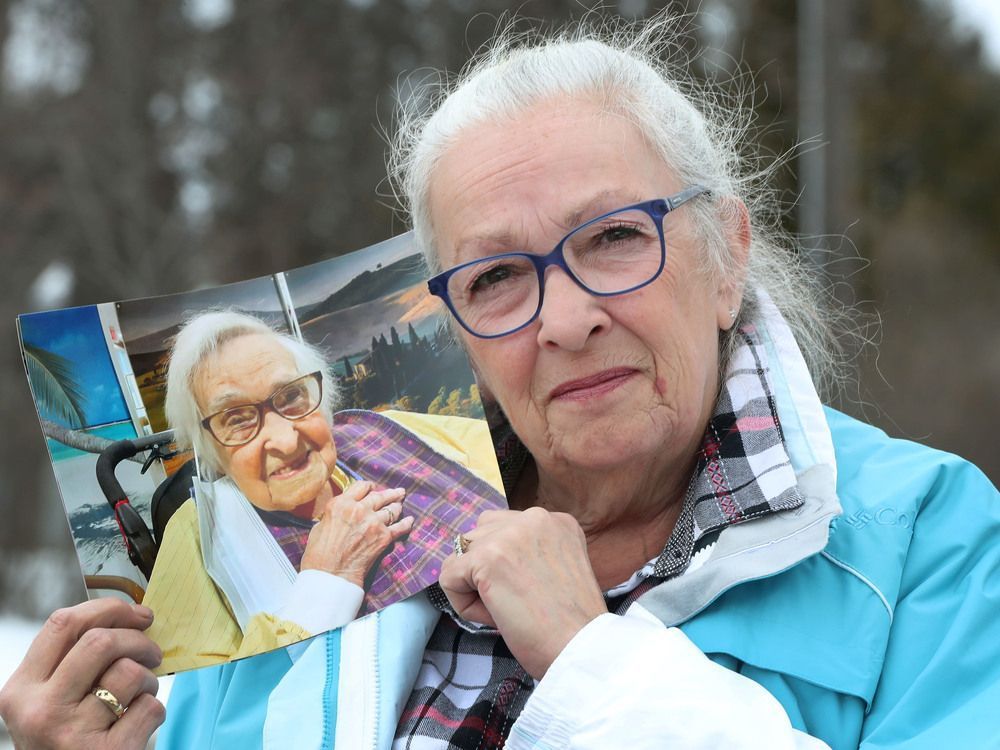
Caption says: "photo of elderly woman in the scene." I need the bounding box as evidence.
[143,309,505,674]
[17,234,507,676]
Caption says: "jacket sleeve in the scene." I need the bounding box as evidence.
[858,459,1000,748]
[506,609,829,750]
[144,500,360,673]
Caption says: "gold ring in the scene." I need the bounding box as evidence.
[454,533,471,557]
[384,507,395,525]
[93,687,126,720]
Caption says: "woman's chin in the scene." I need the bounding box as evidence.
[543,426,664,474]
[265,454,329,511]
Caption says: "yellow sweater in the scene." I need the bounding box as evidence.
[142,410,503,675]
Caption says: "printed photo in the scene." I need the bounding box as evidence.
[18,233,507,675]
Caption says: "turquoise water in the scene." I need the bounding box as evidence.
[46,421,138,462]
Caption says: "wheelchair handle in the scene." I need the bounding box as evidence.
[96,430,175,581]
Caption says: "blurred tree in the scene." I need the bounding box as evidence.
[725,0,1000,478]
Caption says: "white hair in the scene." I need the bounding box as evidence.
[164,310,338,474]
[389,15,849,395]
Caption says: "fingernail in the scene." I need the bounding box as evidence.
[132,604,154,619]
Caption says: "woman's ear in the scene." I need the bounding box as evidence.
[715,197,751,331]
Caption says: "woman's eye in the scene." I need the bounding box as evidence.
[276,385,307,407]
[596,223,641,244]
[469,264,516,294]
[222,410,256,429]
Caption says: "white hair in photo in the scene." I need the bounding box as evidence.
[164,310,338,474]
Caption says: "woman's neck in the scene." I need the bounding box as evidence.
[509,454,692,591]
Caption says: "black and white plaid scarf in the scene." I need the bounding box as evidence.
[392,327,803,750]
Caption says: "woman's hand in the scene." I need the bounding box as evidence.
[300,481,414,587]
[438,508,608,680]
[0,598,164,750]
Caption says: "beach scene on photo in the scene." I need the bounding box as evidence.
[19,306,155,593]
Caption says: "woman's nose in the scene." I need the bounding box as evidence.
[535,268,611,352]
[260,409,300,453]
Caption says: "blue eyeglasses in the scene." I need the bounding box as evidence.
[427,186,709,339]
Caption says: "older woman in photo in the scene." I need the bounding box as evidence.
[139,310,505,673]
[3,16,999,750]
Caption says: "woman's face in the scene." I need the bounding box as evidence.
[428,100,744,476]
[193,333,337,511]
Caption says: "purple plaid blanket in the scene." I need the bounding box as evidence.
[261,410,507,615]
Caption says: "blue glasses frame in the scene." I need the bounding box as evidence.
[427,185,709,339]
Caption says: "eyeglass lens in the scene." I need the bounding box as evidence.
[446,208,662,337]
[207,373,321,446]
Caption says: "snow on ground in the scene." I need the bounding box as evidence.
[0,616,172,749]
[0,617,44,750]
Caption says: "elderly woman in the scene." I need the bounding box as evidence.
[136,310,506,674]
[3,18,999,750]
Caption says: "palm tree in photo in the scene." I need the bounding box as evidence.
[23,342,87,428]
[23,343,145,461]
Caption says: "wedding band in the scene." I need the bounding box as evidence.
[384,507,396,525]
[93,687,126,720]
[454,533,471,557]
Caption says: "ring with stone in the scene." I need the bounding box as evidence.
[454,532,471,557]
[92,687,126,720]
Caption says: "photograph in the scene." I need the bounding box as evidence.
[17,237,507,675]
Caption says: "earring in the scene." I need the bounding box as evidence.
[729,308,737,322]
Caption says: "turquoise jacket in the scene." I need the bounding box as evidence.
[158,302,1000,749]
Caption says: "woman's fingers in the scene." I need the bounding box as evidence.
[376,501,404,525]
[50,627,161,699]
[386,514,415,541]
[473,509,515,528]
[107,692,167,750]
[438,553,496,627]
[303,486,410,583]
[437,508,607,679]
[0,599,164,750]
[317,483,404,519]
[77,656,159,729]
[18,599,154,682]
[338,479,374,503]
[363,486,405,511]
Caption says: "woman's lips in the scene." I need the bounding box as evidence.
[269,451,312,479]
[548,367,638,402]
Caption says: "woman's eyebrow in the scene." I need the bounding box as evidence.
[452,230,521,263]
[563,190,646,228]
[205,390,250,413]
[450,190,647,261]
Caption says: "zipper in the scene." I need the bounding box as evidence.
[322,632,338,749]
[330,613,382,748]
[367,611,381,750]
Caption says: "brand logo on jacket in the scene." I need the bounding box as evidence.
[842,507,911,530]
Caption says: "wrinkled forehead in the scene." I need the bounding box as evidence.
[426,100,678,268]
[193,332,301,413]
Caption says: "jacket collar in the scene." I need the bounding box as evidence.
[635,291,842,626]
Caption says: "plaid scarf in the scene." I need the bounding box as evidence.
[393,327,804,749]
[258,409,507,616]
